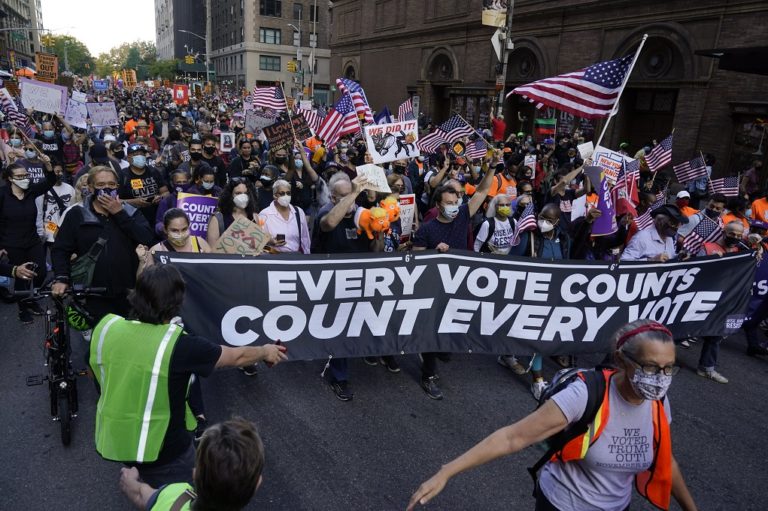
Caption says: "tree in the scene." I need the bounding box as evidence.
[94,40,159,79]
[148,59,179,81]
[39,34,95,76]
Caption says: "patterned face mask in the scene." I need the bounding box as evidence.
[629,371,673,401]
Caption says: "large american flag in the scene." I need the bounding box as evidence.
[0,87,33,136]
[511,202,537,246]
[465,138,488,160]
[315,94,358,147]
[336,78,374,124]
[708,176,739,197]
[508,55,634,119]
[398,97,415,121]
[251,86,287,111]
[683,217,722,254]
[298,108,322,134]
[645,134,673,172]
[672,156,707,183]
[634,197,667,231]
[417,115,475,153]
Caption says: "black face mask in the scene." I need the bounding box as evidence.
[274,156,287,165]
[704,208,720,220]
[114,151,125,159]
[393,165,406,174]
[203,146,216,155]
[724,236,740,247]
[190,152,203,161]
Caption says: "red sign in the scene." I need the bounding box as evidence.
[173,84,189,105]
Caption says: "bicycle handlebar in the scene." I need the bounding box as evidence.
[12,284,109,299]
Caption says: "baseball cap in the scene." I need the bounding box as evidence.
[675,191,691,199]
[650,204,689,224]
[127,143,147,155]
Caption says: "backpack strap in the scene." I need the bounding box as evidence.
[293,205,303,253]
[169,488,196,511]
[479,217,496,253]
[526,368,607,493]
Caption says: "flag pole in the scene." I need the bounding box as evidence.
[593,34,649,150]
[700,150,713,195]
[278,82,300,144]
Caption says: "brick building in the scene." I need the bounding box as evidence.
[330,0,768,175]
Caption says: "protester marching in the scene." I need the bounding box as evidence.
[1,30,767,511]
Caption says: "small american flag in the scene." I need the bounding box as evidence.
[509,55,634,119]
[625,158,641,180]
[315,94,358,147]
[645,134,673,172]
[0,88,33,136]
[511,202,537,246]
[708,176,739,197]
[398,97,415,121]
[465,138,487,160]
[655,188,667,202]
[416,114,474,153]
[298,107,321,133]
[673,156,707,183]
[251,86,287,111]
[634,197,666,231]
[683,217,722,254]
[336,78,373,124]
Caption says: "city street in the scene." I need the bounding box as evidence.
[0,300,766,510]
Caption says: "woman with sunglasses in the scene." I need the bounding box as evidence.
[408,319,697,511]
[206,178,258,247]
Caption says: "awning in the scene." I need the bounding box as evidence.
[0,69,13,78]
[15,67,35,77]
[696,46,768,76]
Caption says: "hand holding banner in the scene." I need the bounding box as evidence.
[213,216,270,255]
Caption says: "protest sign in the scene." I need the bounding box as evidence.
[34,52,58,83]
[173,84,189,105]
[300,100,312,111]
[71,90,87,103]
[63,98,88,129]
[123,69,137,90]
[220,132,235,152]
[593,145,630,184]
[290,113,313,141]
[570,194,587,221]
[87,101,119,126]
[399,194,416,240]
[176,193,218,237]
[578,141,595,161]
[212,216,270,256]
[161,251,755,360]
[4,80,19,97]
[355,164,392,193]
[583,166,618,236]
[482,1,507,27]
[364,120,420,165]
[524,154,537,179]
[262,117,294,150]
[245,110,276,131]
[20,78,67,115]
[93,79,109,91]
[56,75,74,91]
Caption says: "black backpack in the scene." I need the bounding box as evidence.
[526,366,609,490]
[473,217,496,253]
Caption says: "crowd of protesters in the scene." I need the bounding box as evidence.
[0,82,765,510]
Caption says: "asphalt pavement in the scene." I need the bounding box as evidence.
[0,298,766,510]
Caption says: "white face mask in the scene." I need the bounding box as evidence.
[13,178,30,190]
[233,193,249,209]
[277,195,292,207]
[442,204,460,219]
[538,219,555,233]
[629,371,673,401]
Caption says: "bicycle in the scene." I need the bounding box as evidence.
[18,281,106,446]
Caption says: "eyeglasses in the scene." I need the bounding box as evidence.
[275,191,291,197]
[12,174,30,179]
[622,351,680,376]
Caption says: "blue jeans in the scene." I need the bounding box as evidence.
[698,336,722,371]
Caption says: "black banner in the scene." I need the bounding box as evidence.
[157,251,756,360]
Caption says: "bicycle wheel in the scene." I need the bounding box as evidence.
[58,392,71,446]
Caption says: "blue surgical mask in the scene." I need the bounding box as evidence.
[132,155,147,169]
[294,159,303,169]
[9,138,21,147]
[43,130,55,139]
[62,132,71,141]
[25,149,36,159]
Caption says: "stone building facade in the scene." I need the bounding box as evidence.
[330,0,768,175]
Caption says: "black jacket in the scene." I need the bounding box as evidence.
[52,197,154,294]
[0,169,56,249]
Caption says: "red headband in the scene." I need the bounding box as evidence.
[616,323,673,350]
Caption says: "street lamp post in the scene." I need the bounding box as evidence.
[177,29,211,84]
[287,20,303,101]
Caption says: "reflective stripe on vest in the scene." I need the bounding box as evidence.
[90,314,183,463]
[552,368,673,510]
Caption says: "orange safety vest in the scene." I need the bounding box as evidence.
[551,369,673,510]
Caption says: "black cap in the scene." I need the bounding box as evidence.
[650,204,690,224]
[127,143,147,155]
[90,143,109,164]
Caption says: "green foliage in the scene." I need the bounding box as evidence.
[40,34,95,75]
[148,59,179,81]
[94,40,159,79]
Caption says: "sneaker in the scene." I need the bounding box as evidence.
[27,302,45,316]
[380,356,400,373]
[420,376,443,400]
[363,357,379,366]
[193,416,208,445]
[81,329,92,342]
[497,355,527,375]
[679,339,691,349]
[531,380,548,401]
[18,309,33,324]
[747,345,768,357]
[329,380,354,401]
[696,369,728,384]
[238,363,259,376]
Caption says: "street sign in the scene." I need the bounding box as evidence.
[491,28,503,62]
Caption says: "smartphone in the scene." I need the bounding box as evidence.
[27,262,39,273]
[275,234,285,242]
[266,339,286,368]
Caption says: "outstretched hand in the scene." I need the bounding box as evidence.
[406,471,450,510]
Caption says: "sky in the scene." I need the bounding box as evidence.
[40,0,156,56]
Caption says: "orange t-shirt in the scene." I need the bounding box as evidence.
[751,198,768,223]
[722,212,749,232]
[489,174,517,198]
[680,205,699,217]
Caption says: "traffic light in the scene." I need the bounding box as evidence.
[287,60,297,72]
[185,55,194,65]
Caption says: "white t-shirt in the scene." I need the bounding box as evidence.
[35,182,76,242]
[473,217,512,253]
[539,377,672,511]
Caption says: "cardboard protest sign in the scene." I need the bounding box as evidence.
[291,113,313,141]
[482,1,507,27]
[364,120,420,165]
[398,194,416,241]
[71,90,87,103]
[593,145,630,185]
[176,193,218,237]
[20,78,67,115]
[570,194,587,221]
[4,80,19,97]
[220,133,235,152]
[262,117,294,150]
[213,216,270,256]
[355,164,392,193]
[34,52,58,83]
[87,101,119,126]
[578,141,595,160]
[63,98,88,129]
[245,110,276,131]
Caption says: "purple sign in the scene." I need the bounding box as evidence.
[176,193,219,237]
[583,166,618,236]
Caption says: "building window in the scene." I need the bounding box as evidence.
[293,3,302,20]
[260,0,282,17]
[240,54,244,70]
[259,55,281,71]
[309,4,319,22]
[259,28,281,45]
